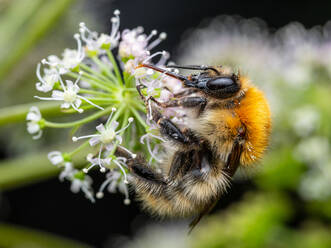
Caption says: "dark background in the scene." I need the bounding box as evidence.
[1,0,331,247]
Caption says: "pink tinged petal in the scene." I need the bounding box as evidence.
[26,112,39,121]
[65,80,74,91]
[107,181,117,193]
[105,143,114,151]
[74,98,82,108]
[26,107,41,121]
[73,83,80,93]
[109,121,119,130]
[115,135,122,144]
[48,151,63,165]
[89,136,101,146]
[27,122,40,134]
[118,182,129,198]
[33,130,42,140]
[36,82,52,92]
[70,180,81,193]
[61,102,70,109]
[52,90,64,98]
[96,124,106,133]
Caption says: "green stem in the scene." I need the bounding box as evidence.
[107,50,124,85]
[80,63,113,84]
[0,101,61,126]
[0,149,86,190]
[130,106,148,129]
[67,72,113,92]
[69,141,89,157]
[45,106,114,128]
[79,89,111,97]
[85,97,118,102]
[91,56,118,83]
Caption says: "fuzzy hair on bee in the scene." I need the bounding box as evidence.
[118,64,271,231]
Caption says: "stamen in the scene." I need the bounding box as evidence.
[106,107,117,125]
[115,117,134,133]
[70,103,84,113]
[118,145,136,159]
[41,58,57,67]
[147,32,167,50]
[146,30,157,42]
[98,145,107,173]
[36,63,46,85]
[77,95,104,110]
[142,51,165,64]
[72,134,99,142]
[113,159,128,184]
[34,96,62,101]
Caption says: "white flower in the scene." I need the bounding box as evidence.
[26,106,43,139]
[48,151,64,165]
[34,72,104,113]
[70,171,95,203]
[79,10,120,53]
[119,27,167,61]
[59,162,74,181]
[41,34,84,74]
[72,108,133,149]
[73,109,135,175]
[96,170,131,205]
[35,63,59,92]
[140,131,165,163]
[84,153,112,173]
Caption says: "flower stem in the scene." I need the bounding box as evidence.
[129,106,148,129]
[44,106,114,128]
[106,50,124,85]
[69,141,89,157]
[80,63,113,84]
[0,101,61,126]
[91,56,118,83]
[67,72,114,92]
[79,89,111,97]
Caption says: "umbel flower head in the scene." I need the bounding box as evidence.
[27,9,183,203]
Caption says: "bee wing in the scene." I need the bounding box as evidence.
[188,141,243,234]
[224,140,243,177]
[188,201,217,234]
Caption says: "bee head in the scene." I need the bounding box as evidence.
[184,73,241,99]
[137,64,241,99]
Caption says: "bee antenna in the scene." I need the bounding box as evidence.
[137,63,188,81]
[166,64,220,75]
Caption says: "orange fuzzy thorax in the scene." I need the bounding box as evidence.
[235,77,271,166]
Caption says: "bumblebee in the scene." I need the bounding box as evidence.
[119,64,271,231]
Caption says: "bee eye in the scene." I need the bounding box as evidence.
[206,77,235,90]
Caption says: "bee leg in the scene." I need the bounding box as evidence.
[127,155,166,185]
[151,96,207,109]
[173,89,199,98]
[158,117,198,144]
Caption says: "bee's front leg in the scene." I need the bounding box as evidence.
[155,115,198,145]
[150,96,207,110]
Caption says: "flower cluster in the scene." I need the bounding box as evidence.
[26,10,180,203]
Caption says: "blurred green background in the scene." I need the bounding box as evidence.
[0,0,331,247]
